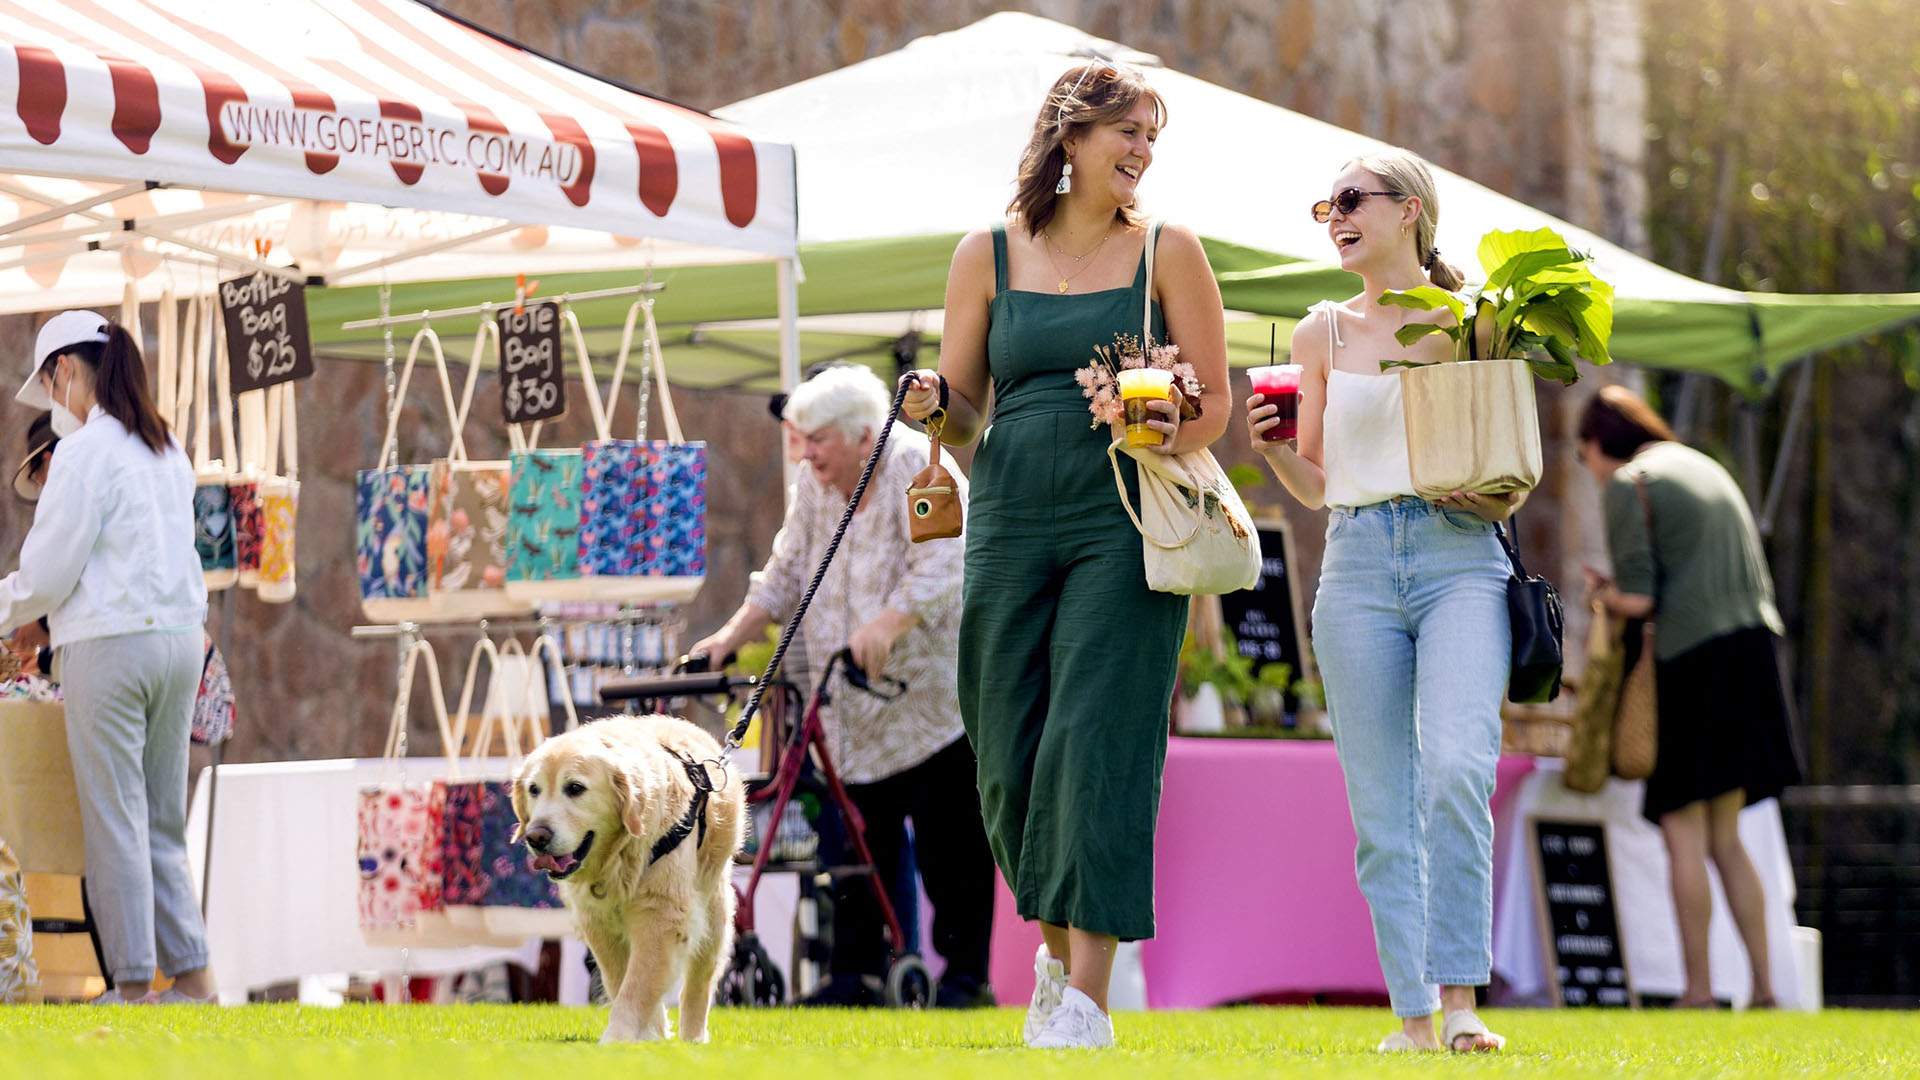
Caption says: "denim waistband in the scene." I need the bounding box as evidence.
[1331,496,1450,519]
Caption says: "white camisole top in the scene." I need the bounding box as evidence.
[1316,301,1417,509]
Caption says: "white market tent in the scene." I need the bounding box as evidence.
[313,12,1918,394]
[0,0,800,359]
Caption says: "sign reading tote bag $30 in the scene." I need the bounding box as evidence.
[577,440,707,601]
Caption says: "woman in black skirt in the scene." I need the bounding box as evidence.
[1577,386,1802,1008]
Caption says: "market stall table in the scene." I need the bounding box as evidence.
[988,737,1537,1007]
[1490,758,1805,1008]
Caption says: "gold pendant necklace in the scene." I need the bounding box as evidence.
[1044,224,1114,293]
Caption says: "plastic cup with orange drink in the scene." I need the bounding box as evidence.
[1117,368,1175,448]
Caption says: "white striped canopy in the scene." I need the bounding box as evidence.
[0,0,797,313]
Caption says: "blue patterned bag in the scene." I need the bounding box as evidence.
[570,298,707,604]
[504,449,583,599]
[356,327,466,623]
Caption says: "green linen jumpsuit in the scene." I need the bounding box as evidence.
[957,222,1189,942]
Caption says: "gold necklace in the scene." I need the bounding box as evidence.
[1042,224,1115,293]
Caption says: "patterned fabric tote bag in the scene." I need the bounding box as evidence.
[188,297,239,591]
[257,382,300,604]
[357,638,457,946]
[478,635,579,939]
[427,322,533,620]
[504,308,610,602]
[574,298,707,604]
[357,327,466,623]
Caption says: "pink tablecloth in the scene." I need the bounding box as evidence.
[988,737,1536,1008]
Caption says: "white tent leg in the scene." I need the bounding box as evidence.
[777,256,802,495]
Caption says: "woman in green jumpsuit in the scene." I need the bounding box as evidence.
[902,64,1228,1049]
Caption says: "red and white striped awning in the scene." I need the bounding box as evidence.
[0,0,797,311]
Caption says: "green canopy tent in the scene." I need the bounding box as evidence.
[310,12,1920,394]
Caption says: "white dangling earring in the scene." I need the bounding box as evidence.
[1055,161,1073,195]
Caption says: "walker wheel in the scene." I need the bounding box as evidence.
[884,954,933,1009]
[717,934,786,1007]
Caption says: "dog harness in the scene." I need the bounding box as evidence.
[647,750,715,867]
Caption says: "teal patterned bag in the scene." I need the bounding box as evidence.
[505,449,582,587]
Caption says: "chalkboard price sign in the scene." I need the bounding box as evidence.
[498,302,565,424]
[220,272,314,393]
[1531,819,1635,1008]
[1219,524,1307,677]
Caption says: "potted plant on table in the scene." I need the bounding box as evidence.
[1246,662,1294,727]
[1176,635,1256,734]
[1378,227,1616,500]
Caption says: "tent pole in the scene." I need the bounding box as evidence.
[776,257,802,496]
[324,223,522,283]
[0,181,154,239]
[1759,358,1815,539]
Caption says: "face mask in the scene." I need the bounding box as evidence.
[48,369,82,437]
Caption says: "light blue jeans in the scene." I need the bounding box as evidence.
[1311,498,1510,1017]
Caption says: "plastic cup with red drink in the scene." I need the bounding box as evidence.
[1249,364,1303,442]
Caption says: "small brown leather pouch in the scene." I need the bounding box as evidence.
[907,378,962,543]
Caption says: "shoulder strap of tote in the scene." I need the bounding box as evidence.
[1107,440,1205,549]
[1630,468,1660,605]
[212,300,238,471]
[374,325,466,471]
[1140,219,1163,344]
[383,638,457,768]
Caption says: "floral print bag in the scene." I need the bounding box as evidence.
[357,326,466,623]
[575,297,707,604]
[187,296,239,591]
[257,382,299,604]
[427,321,533,620]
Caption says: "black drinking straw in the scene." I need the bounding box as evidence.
[1269,323,1276,364]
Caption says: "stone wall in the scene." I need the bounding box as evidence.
[0,0,1648,763]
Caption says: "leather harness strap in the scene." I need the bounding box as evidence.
[647,750,714,867]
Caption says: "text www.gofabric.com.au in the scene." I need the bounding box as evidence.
[220,104,583,184]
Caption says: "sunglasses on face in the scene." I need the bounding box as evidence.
[1311,188,1405,223]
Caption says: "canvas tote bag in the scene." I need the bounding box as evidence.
[356,326,467,623]
[505,306,616,602]
[188,297,239,591]
[427,321,533,620]
[257,382,300,604]
[1107,222,1261,596]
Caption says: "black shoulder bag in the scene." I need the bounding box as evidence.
[1499,514,1565,703]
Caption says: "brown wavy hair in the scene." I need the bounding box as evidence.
[1009,63,1167,237]
[1578,384,1679,459]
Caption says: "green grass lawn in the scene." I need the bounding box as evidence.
[2,1005,1915,1079]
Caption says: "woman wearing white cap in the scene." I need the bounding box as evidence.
[1,310,213,1004]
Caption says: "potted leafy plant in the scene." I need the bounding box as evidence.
[1247,662,1294,727]
[1291,676,1330,736]
[1177,634,1256,734]
[1378,227,1615,499]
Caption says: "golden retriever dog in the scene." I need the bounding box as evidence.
[511,715,745,1043]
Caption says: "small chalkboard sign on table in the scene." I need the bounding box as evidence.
[1530,818,1637,1007]
[498,301,566,424]
[1218,517,1316,704]
[220,272,314,393]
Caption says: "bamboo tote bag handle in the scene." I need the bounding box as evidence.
[1106,221,1260,595]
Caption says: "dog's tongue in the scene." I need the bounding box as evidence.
[530,851,578,875]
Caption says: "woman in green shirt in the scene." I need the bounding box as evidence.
[1578,386,1802,1008]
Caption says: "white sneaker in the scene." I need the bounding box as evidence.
[1028,987,1114,1050]
[1022,944,1068,1045]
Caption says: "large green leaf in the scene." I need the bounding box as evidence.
[1394,321,1453,348]
[1478,228,1580,287]
[1376,285,1465,324]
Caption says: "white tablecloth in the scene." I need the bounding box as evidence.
[185,757,538,1003]
[1490,759,1803,1008]
[186,754,796,1005]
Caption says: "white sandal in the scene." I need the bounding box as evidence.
[1442,1009,1506,1053]
[1376,1031,1432,1053]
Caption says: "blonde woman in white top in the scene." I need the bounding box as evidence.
[1246,153,1516,1053]
[0,311,213,1004]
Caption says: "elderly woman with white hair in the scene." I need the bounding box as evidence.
[691,364,996,1008]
